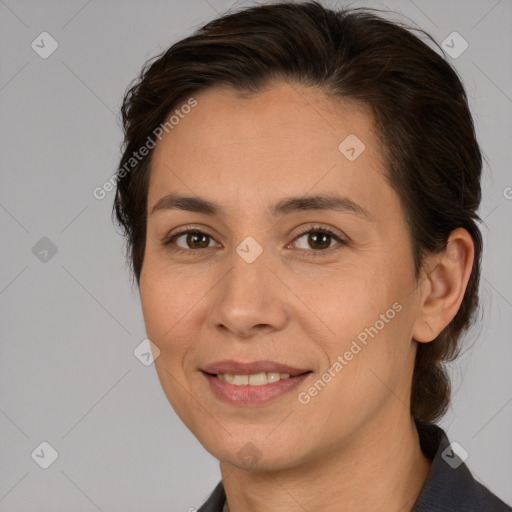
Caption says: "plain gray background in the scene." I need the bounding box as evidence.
[1,0,511,510]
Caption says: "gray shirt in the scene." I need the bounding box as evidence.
[197,423,511,511]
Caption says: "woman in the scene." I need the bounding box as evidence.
[112,1,511,510]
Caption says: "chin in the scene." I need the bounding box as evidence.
[204,434,307,472]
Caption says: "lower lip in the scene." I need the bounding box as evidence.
[202,371,312,406]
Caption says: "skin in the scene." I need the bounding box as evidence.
[139,81,474,512]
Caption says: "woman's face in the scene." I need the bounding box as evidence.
[139,81,425,471]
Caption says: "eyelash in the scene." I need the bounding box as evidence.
[161,224,347,258]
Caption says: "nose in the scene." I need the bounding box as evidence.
[208,248,289,339]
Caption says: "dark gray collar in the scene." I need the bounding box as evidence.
[198,424,511,511]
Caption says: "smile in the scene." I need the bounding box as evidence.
[201,370,312,406]
[215,372,291,385]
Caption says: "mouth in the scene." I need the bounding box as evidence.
[201,369,312,386]
[200,360,313,406]
[201,359,311,378]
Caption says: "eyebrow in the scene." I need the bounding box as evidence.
[150,192,373,220]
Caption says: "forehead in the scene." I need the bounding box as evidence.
[148,81,391,218]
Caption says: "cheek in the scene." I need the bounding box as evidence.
[139,275,168,342]
[299,304,414,440]
[297,259,414,387]
[139,268,203,426]
[293,256,404,333]
[139,276,186,385]
[139,262,198,341]
[139,263,214,382]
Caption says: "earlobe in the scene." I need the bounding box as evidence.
[412,228,475,344]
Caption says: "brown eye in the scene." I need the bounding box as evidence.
[307,232,333,250]
[161,225,346,258]
[163,231,214,250]
[292,227,345,253]
[182,232,210,249]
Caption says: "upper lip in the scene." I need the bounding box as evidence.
[202,360,311,377]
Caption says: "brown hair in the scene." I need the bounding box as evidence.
[113,1,483,427]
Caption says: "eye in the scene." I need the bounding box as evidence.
[162,228,220,255]
[161,224,347,257]
[290,226,346,255]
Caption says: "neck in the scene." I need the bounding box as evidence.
[219,410,431,512]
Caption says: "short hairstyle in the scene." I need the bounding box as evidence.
[113,0,483,427]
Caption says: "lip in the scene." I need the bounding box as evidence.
[202,359,311,377]
[202,371,312,406]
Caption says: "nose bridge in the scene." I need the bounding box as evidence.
[210,240,288,336]
[234,238,271,293]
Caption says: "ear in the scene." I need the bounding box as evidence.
[412,228,475,343]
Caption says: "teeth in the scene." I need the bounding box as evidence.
[217,372,291,385]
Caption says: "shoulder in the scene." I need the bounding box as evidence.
[413,423,511,512]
